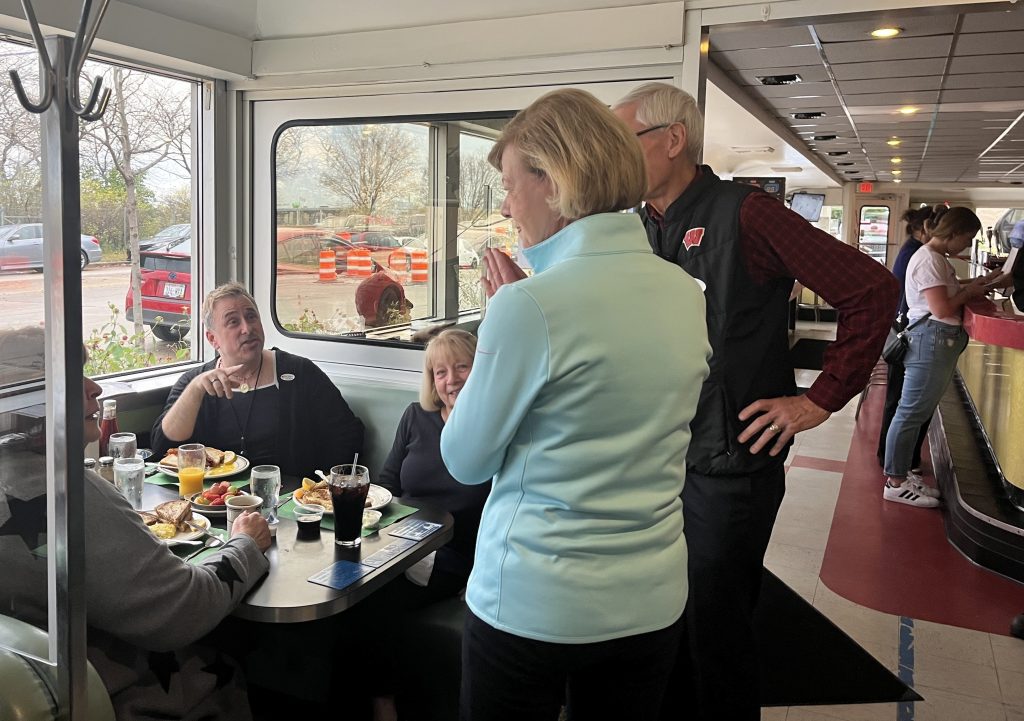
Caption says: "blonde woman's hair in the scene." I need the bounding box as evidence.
[202,282,258,329]
[926,206,980,242]
[419,329,477,412]
[614,82,705,164]
[487,88,646,220]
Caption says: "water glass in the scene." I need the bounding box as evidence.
[113,457,145,510]
[250,465,282,523]
[107,432,137,460]
[328,464,370,547]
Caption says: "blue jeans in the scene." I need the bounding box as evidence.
[884,319,968,478]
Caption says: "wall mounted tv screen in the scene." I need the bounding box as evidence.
[790,192,825,222]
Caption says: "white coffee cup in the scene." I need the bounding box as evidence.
[226,494,263,527]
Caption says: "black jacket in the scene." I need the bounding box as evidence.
[151,348,364,479]
[641,166,795,477]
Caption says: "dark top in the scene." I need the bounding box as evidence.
[378,403,490,582]
[151,348,364,479]
[892,236,924,321]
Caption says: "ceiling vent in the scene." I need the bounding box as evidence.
[792,111,826,120]
[836,162,855,166]
[813,134,838,141]
[756,74,802,86]
[729,145,775,154]
[827,151,849,156]
[843,170,861,174]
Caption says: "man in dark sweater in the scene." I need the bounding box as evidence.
[614,83,898,721]
[151,282,364,479]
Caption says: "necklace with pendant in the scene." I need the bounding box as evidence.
[220,352,264,455]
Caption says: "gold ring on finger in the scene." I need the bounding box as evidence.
[768,423,781,433]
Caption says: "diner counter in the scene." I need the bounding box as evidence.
[963,297,1024,350]
[959,297,1024,493]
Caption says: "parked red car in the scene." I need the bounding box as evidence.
[125,236,191,342]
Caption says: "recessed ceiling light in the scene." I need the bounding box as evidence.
[887,139,901,146]
[827,151,849,156]
[791,111,826,120]
[891,157,902,164]
[813,134,838,141]
[893,178,902,183]
[898,106,919,115]
[871,27,902,39]
[836,162,855,166]
[892,170,902,175]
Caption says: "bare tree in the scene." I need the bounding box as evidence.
[460,152,502,222]
[317,124,419,217]
[276,127,304,180]
[81,67,190,340]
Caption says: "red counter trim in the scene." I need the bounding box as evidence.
[964,299,1024,351]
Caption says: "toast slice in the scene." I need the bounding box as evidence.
[155,499,192,531]
[205,447,225,467]
[138,511,159,526]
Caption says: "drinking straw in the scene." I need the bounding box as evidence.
[351,453,359,469]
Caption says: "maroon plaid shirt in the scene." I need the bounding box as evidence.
[648,189,898,412]
[739,191,897,411]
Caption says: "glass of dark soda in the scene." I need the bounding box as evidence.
[329,464,370,547]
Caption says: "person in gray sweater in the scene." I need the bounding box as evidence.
[0,328,271,720]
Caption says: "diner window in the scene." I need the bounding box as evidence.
[0,40,197,389]
[272,115,512,342]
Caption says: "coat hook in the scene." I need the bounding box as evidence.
[10,0,56,113]
[67,0,112,117]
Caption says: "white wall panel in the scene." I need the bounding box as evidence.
[252,3,685,76]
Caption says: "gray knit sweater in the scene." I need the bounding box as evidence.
[0,446,269,720]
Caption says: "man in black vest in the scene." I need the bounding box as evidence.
[613,83,898,720]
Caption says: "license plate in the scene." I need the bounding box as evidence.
[163,283,185,299]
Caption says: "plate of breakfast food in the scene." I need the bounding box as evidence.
[138,501,211,545]
[291,477,393,515]
[157,447,249,479]
[189,481,251,516]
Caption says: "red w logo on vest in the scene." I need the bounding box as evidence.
[683,227,705,250]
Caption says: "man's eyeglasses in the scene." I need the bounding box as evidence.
[635,124,669,137]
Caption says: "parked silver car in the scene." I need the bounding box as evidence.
[0,223,102,271]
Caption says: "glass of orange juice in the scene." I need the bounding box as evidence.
[177,443,206,499]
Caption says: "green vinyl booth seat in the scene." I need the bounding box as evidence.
[0,614,115,721]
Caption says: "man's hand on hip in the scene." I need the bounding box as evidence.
[737,395,831,456]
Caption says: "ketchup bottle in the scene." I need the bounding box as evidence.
[98,399,119,457]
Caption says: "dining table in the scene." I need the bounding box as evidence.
[142,467,454,623]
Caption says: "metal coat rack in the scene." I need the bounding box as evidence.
[7,1,111,719]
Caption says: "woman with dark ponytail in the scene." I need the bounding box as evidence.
[877,205,939,470]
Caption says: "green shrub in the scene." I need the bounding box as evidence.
[84,303,189,376]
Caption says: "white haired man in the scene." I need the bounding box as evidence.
[613,83,898,721]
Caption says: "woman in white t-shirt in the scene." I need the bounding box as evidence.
[882,206,995,507]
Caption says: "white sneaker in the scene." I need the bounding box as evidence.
[884,480,940,508]
[906,471,941,498]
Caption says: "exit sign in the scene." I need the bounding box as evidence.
[857,182,874,193]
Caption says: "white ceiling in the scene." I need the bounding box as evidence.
[120,0,670,40]
[710,4,1024,187]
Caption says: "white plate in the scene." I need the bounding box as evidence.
[163,512,211,546]
[189,491,242,516]
[292,483,392,515]
[157,455,250,480]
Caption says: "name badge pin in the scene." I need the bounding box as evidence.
[281,373,296,381]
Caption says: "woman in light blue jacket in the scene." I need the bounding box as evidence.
[440,88,710,720]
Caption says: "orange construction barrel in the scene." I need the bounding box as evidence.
[346,248,373,278]
[410,248,429,284]
[318,249,336,282]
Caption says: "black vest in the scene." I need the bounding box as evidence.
[642,166,795,476]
